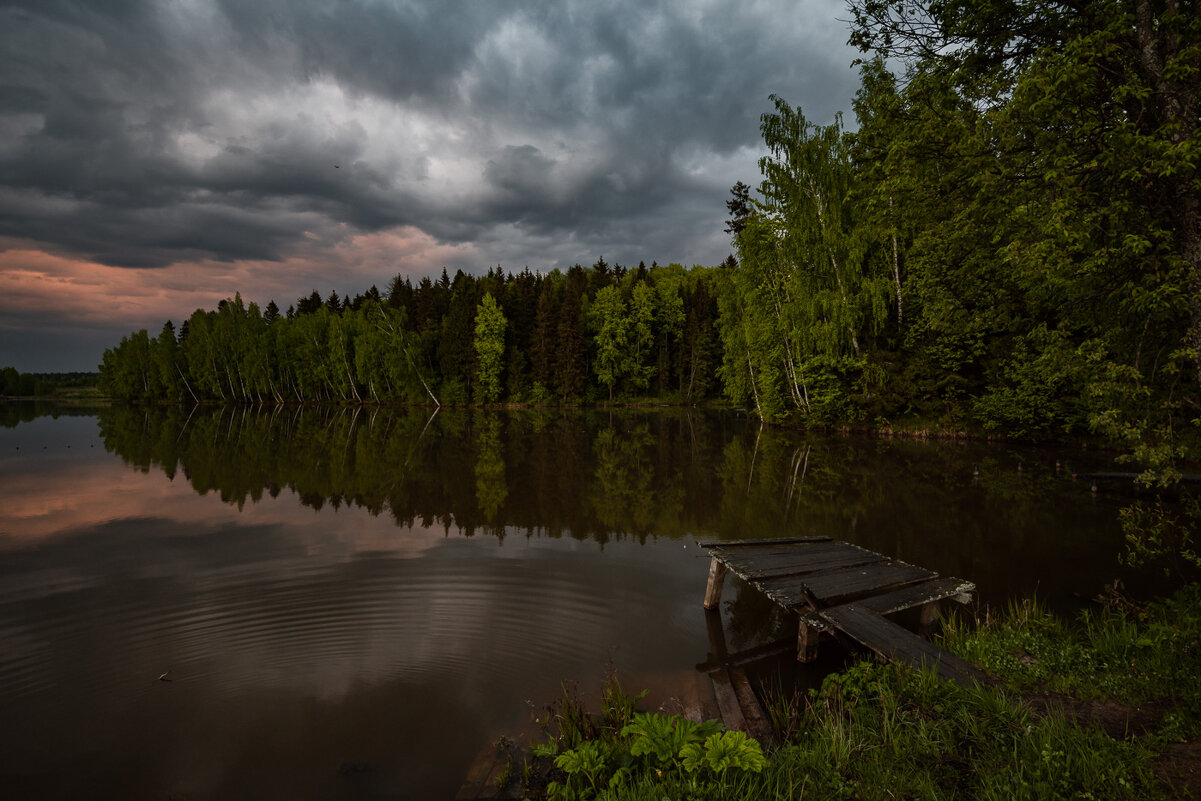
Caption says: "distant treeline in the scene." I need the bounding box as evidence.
[1,368,97,398]
[99,261,723,406]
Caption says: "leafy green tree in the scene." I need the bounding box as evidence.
[847,0,1200,457]
[473,292,507,403]
[589,285,630,401]
[628,281,657,392]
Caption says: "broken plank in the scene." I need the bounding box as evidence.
[853,577,976,616]
[709,668,746,733]
[729,667,775,748]
[755,561,933,609]
[821,604,990,687]
[797,561,936,606]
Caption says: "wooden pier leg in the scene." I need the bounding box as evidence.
[919,599,941,636]
[703,558,728,610]
[797,618,821,663]
[705,607,729,663]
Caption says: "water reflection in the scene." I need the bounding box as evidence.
[0,405,1154,799]
[0,424,712,799]
[93,404,1139,605]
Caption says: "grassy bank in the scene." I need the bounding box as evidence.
[510,584,1200,801]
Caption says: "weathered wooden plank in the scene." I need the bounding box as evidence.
[795,561,936,606]
[703,558,728,609]
[734,549,887,581]
[821,604,990,687]
[709,668,746,733]
[754,560,933,610]
[730,667,775,748]
[710,549,885,587]
[697,535,832,548]
[853,577,975,616]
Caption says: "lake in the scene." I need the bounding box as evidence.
[0,404,1149,799]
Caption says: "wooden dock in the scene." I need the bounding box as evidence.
[699,537,989,686]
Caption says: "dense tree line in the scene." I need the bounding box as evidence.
[99,262,722,406]
[719,0,1200,464]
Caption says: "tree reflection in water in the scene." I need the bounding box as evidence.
[96,404,1150,608]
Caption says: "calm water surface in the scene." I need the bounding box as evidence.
[0,405,1149,799]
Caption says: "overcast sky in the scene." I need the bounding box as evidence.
[1,0,862,371]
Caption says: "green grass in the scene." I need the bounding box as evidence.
[515,584,1200,800]
[945,584,1201,739]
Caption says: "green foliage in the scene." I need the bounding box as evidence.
[473,292,507,403]
[678,730,766,779]
[99,265,726,408]
[600,673,649,732]
[553,740,617,796]
[527,597,1199,801]
[589,285,630,401]
[946,585,1201,736]
[620,714,722,769]
[531,675,763,801]
[1120,496,1201,578]
[971,327,1101,437]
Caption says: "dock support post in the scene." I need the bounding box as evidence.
[797,618,821,663]
[704,607,729,663]
[703,558,728,610]
[919,599,941,635]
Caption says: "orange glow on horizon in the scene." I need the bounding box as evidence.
[0,227,481,331]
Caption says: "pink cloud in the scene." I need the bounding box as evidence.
[0,227,482,332]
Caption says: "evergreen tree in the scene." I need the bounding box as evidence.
[555,266,588,400]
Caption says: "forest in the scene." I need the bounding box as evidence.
[98,261,723,407]
[99,0,1201,465]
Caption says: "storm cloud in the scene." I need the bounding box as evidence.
[0,0,861,369]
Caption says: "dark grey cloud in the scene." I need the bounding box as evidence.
[0,0,860,272]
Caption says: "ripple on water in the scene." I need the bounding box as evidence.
[0,542,652,711]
